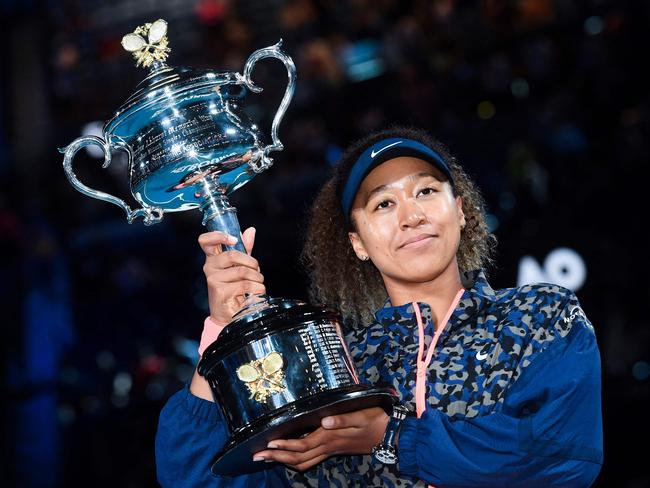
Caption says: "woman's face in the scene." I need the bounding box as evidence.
[348,156,465,285]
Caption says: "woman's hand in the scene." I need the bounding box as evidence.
[252,407,389,472]
[198,227,265,324]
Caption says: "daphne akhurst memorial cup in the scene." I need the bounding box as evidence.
[60,19,397,476]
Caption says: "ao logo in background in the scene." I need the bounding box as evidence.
[517,247,587,291]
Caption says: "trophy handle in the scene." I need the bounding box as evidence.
[60,135,164,225]
[241,40,296,164]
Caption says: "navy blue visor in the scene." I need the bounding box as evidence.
[341,137,454,221]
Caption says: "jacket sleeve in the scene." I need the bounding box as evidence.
[155,384,271,488]
[397,294,603,488]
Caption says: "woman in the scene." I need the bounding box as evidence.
[156,127,603,487]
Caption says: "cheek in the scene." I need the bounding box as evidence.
[356,217,396,256]
[430,196,462,227]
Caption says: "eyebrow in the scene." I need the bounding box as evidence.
[365,172,440,201]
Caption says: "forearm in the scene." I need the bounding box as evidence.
[157,384,275,487]
[190,367,215,401]
[397,410,601,488]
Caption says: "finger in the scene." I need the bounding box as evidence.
[266,435,316,453]
[291,453,329,472]
[198,231,238,255]
[266,426,328,452]
[205,264,264,284]
[208,279,266,299]
[242,227,257,256]
[204,250,260,272]
[254,446,325,467]
[321,408,378,430]
[321,413,357,430]
[237,280,267,297]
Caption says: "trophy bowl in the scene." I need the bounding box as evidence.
[61,19,296,231]
[104,67,263,212]
[60,19,397,477]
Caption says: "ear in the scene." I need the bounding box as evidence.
[456,196,466,229]
[348,231,369,260]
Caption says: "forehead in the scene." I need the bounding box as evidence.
[358,156,447,192]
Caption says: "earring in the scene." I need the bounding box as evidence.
[360,255,369,261]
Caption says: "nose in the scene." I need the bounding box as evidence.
[399,199,427,229]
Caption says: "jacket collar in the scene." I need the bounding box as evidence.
[373,269,496,327]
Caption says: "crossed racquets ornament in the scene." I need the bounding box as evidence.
[121,19,171,68]
[236,352,287,402]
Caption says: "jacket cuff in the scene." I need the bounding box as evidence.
[397,416,420,474]
[181,383,224,424]
[198,316,227,356]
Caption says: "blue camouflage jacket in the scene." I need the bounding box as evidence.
[156,270,603,487]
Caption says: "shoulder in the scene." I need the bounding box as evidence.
[494,282,590,334]
[495,280,573,308]
[467,270,581,339]
[489,282,596,365]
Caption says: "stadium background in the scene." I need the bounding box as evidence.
[1,1,648,486]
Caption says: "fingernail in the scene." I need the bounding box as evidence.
[267,442,278,449]
[322,417,334,428]
[253,456,265,462]
[226,234,238,244]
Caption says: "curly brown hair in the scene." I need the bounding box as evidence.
[301,126,496,327]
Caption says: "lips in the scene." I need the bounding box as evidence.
[399,233,436,249]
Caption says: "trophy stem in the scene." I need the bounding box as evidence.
[198,177,269,314]
[199,177,247,254]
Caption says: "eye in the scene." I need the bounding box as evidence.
[418,187,438,197]
[374,199,393,210]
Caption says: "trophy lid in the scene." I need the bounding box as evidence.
[105,19,244,135]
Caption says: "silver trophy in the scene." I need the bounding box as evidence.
[62,19,294,248]
[61,19,396,476]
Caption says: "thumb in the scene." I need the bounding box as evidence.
[242,227,257,255]
[321,412,354,430]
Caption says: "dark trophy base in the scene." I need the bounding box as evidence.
[198,299,399,477]
[211,385,396,476]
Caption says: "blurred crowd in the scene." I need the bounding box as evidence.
[1,0,648,486]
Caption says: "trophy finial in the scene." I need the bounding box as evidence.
[121,19,170,69]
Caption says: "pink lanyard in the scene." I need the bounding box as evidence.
[413,288,465,418]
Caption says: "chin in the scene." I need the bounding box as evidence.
[377,252,457,284]
[395,266,444,284]
[405,272,442,284]
[395,253,458,282]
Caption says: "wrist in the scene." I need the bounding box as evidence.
[394,416,419,474]
[372,404,409,464]
[198,316,228,357]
